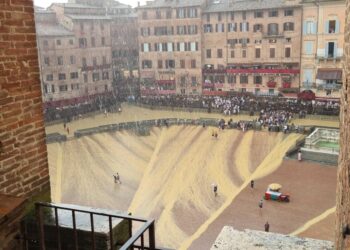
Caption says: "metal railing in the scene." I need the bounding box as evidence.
[34,202,161,250]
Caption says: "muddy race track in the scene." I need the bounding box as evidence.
[47,126,336,249]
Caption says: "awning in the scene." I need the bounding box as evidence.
[316,69,342,80]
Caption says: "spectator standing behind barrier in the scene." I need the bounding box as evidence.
[259,199,263,209]
[250,180,255,188]
[265,221,270,232]
[298,150,302,161]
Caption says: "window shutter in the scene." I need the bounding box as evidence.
[325,43,329,58]
[240,22,242,31]
[324,20,329,33]
[246,22,249,31]
[216,24,218,32]
[196,42,199,51]
[303,21,307,34]
[335,19,340,33]
[334,42,337,57]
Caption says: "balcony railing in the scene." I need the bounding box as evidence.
[262,32,285,38]
[226,69,300,74]
[32,202,168,250]
[156,80,176,85]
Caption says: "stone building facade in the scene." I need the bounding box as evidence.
[335,0,350,248]
[138,0,205,95]
[300,0,345,99]
[202,0,302,96]
[137,0,303,96]
[35,0,138,106]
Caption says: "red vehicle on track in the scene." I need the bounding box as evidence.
[264,183,290,202]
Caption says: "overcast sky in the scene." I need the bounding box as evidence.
[33,0,146,8]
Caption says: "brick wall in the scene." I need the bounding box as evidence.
[335,0,350,248]
[0,0,50,197]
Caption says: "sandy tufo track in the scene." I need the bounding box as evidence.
[47,125,326,249]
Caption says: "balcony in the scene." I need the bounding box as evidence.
[282,82,292,89]
[202,68,226,74]
[82,64,111,72]
[227,69,300,75]
[262,32,284,39]
[156,80,175,85]
[267,81,277,88]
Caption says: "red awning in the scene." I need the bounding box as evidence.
[316,69,342,80]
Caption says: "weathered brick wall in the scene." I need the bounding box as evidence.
[0,0,50,196]
[335,0,350,248]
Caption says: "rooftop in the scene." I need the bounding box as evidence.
[137,0,205,9]
[204,0,300,13]
[66,14,112,20]
[211,226,334,250]
[35,23,74,37]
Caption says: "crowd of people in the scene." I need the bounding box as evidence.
[139,94,340,117]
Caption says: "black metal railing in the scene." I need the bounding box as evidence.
[34,202,161,250]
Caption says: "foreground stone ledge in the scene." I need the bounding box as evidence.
[211,226,333,250]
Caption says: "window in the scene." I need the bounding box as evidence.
[68,56,74,65]
[218,13,222,21]
[328,20,337,33]
[93,57,97,66]
[177,8,185,18]
[142,11,148,19]
[283,22,294,31]
[327,42,336,58]
[177,42,185,52]
[142,43,150,52]
[285,47,291,58]
[177,26,186,35]
[91,37,95,47]
[188,25,198,34]
[71,84,79,90]
[56,39,61,45]
[93,72,100,82]
[102,71,109,80]
[79,38,87,48]
[70,72,78,79]
[216,23,225,32]
[43,40,48,47]
[304,21,316,34]
[158,60,163,69]
[46,74,53,81]
[255,48,261,58]
[57,56,63,65]
[188,8,197,18]
[180,60,185,68]
[231,50,235,58]
[206,49,211,58]
[101,37,105,46]
[82,57,87,67]
[270,48,275,58]
[254,11,263,18]
[58,73,66,80]
[204,24,212,33]
[253,24,263,32]
[166,10,172,19]
[69,39,74,45]
[254,75,262,84]
[269,10,278,17]
[80,23,84,31]
[228,23,237,32]
[217,49,223,58]
[240,75,248,84]
[156,10,161,19]
[190,42,197,51]
[83,74,88,83]
[51,85,55,93]
[141,27,150,36]
[44,57,50,66]
[191,77,197,85]
[102,56,107,65]
[242,49,246,58]
[191,60,196,68]
[167,42,174,52]
[305,41,314,55]
[59,85,68,92]
[142,60,152,69]
[284,9,293,16]
[240,22,249,32]
[165,60,175,69]
[268,23,279,35]
[228,75,236,84]
[303,69,313,85]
